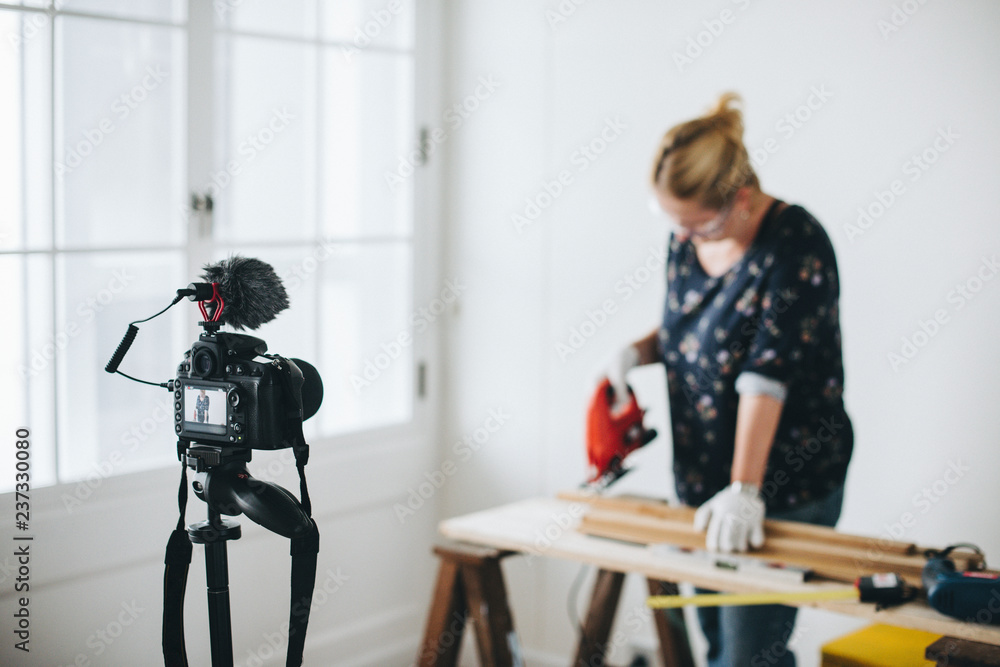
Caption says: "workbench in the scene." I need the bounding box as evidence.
[417,496,1000,666]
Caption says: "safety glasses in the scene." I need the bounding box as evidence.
[648,196,733,239]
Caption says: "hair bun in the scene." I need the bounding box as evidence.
[650,91,759,208]
[706,92,745,144]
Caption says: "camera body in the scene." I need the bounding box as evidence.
[173,331,300,450]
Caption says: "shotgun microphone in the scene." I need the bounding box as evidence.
[180,255,290,331]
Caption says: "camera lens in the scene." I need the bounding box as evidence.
[192,348,216,377]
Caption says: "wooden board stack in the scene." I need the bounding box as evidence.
[558,491,988,589]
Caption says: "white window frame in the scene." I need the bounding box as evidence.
[1,0,443,501]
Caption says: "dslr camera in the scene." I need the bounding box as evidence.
[173,330,321,450]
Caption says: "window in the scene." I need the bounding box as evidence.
[0,0,420,493]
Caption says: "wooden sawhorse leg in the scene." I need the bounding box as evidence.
[573,569,626,667]
[573,569,695,667]
[417,544,522,667]
[647,579,696,667]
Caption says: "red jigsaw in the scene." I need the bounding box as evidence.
[585,378,658,489]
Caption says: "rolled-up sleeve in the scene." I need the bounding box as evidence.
[735,371,788,402]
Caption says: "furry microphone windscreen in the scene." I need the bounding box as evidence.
[201,255,290,330]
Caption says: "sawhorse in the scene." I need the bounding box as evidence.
[417,543,695,667]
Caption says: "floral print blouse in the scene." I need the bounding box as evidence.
[659,201,853,513]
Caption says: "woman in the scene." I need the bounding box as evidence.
[606,93,853,666]
[195,388,210,423]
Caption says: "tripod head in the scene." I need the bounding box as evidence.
[185,445,313,539]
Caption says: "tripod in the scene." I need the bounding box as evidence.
[102,271,325,666]
[169,444,316,667]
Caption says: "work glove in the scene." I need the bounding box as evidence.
[693,482,766,553]
[605,345,640,407]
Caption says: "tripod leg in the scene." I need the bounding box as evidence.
[204,539,234,667]
[190,513,240,667]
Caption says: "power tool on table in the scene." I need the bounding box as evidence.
[648,544,1000,624]
[923,544,1000,624]
[584,379,658,491]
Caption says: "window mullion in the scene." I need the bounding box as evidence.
[186,0,215,341]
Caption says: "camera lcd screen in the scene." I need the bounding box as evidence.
[184,385,228,435]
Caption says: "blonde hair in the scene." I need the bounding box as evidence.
[650,92,759,209]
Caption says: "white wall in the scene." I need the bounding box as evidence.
[440,1,1000,664]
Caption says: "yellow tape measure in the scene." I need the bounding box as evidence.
[647,588,859,609]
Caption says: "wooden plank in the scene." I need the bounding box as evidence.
[432,543,511,567]
[581,507,916,567]
[580,509,930,584]
[573,569,626,667]
[764,536,928,574]
[766,519,912,554]
[581,510,702,548]
[926,636,1000,666]
[559,490,918,555]
[566,491,988,588]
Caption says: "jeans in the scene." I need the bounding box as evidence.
[695,486,845,667]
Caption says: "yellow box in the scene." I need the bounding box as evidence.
[821,623,941,666]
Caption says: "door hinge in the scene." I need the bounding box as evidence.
[417,361,427,399]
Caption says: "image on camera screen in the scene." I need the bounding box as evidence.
[184,385,228,432]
